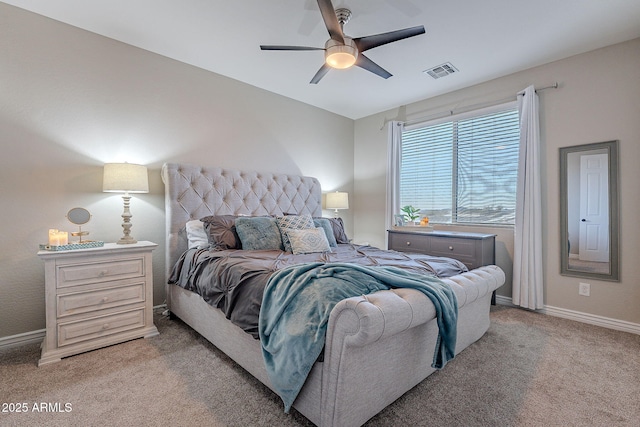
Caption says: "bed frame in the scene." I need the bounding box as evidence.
[162,162,505,427]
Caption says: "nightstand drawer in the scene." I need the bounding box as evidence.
[57,282,145,317]
[57,258,145,288]
[57,308,145,347]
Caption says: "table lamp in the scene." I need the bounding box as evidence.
[325,191,349,218]
[103,162,149,244]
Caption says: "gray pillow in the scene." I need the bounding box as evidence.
[313,218,337,247]
[200,215,240,250]
[314,217,349,244]
[235,217,283,251]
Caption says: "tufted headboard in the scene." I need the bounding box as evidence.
[161,163,322,278]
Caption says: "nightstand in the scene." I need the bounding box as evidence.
[37,241,158,366]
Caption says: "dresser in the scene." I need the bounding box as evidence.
[37,241,158,366]
[388,229,496,271]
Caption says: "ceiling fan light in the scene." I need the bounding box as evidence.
[324,38,358,69]
[326,52,356,69]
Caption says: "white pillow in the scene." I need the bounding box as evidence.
[185,220,209,249]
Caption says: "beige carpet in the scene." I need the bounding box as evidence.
[1,306,638,427]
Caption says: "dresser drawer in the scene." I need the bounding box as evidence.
[388,232,428,252]
[429,236,476,257]
[57,282,145,317]
[57,257,145,288]
[57,308,145,347]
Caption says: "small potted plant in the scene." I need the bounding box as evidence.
[401,205,421,225]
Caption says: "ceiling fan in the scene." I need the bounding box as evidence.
[260,0,425,84]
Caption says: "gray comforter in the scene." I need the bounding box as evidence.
[168,243,467,339]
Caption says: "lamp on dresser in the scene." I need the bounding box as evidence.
[103,162,149,244]
[325,191,349,218]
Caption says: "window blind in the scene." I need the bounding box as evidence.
[400,106,519,225]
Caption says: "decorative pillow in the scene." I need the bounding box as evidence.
[313,218,337,247]
[286,228,332,254]
[314,217,349,244]
[276,214,315,252]
[200,215,240,250]
[185,220,209,249]
[235,217,283,251]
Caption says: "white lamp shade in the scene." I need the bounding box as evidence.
[325,191,349,210]
[103,163,149,193]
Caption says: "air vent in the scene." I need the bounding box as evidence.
[424,62,458,79]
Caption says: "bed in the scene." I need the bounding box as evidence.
[162,162,505,427]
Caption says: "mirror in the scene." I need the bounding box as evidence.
[67,207,91,225]
[67,207,92,243]
[560,141,619,281]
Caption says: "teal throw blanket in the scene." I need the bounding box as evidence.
[259,262,458,412]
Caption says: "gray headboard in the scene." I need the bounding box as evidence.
[161,163,322,277]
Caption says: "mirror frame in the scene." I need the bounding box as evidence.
[559,140,619,281]
[66,207,91,225]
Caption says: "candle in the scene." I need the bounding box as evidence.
[48,229,68,246]
[48,229,59,246]
[58,231,68,246]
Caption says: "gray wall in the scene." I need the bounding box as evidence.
[1,2,638,340]
[353,38,640,325]
[0,4,354,338]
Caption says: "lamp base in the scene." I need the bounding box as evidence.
[117,236,137,245]
[116,193,138,245]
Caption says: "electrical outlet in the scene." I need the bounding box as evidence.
[579,282,590,297]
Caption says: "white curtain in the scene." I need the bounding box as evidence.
[386,121,404,230]
[513,85,544,309]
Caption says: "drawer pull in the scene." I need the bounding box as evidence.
[406,242,411,246]
[98,270,108,277]
[449,246,454,250]
[102,323,110,330]
[101,297,109,303]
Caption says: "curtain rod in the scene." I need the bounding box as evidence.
[382,82,559,129]
[517,82,559,96]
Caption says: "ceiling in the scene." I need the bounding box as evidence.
[4,0,640,119]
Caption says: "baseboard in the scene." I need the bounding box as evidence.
[3,302,636,351]
[541,305,640,335]
[0,329,45,350]
[495,295,516,306]
[495,295,640,335]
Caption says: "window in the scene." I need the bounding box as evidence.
[399,103,519,225]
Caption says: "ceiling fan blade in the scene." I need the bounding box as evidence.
[355,54,392,79]
[317,0,344,43]
[310,63,331,84]
[260,45,324,51]
[354,25,425,52]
